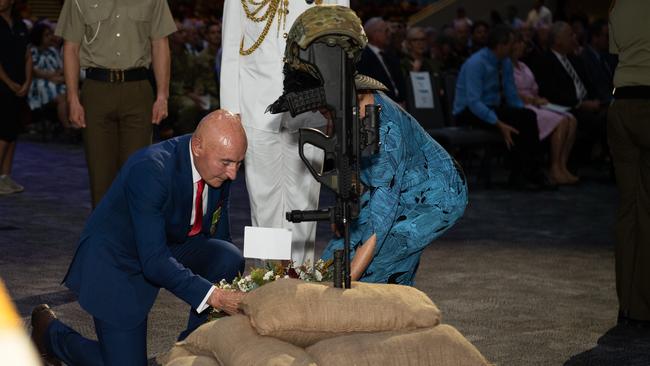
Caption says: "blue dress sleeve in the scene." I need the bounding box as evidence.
[360,97,408,256]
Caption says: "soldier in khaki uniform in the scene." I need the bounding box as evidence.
[55,0,176,207]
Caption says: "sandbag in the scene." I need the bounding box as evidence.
[240,278,441,347]
[161,315,316,366]
[306,324,491,366]
[166,355,222,366]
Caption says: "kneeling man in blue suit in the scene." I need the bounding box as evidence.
[31,110,248,365]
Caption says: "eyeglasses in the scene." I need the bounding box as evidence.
[408,38,427,42]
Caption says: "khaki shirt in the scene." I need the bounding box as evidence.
[609,0,650,87]
[55,0,176,69]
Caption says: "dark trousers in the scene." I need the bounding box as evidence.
[456,106,541,180]
[608,99,650,321]
[81,79,154,208]
[45,237,244,365]
[571,107,608,167]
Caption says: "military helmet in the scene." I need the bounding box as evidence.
[269,5,377,116]
[284,5,367,74]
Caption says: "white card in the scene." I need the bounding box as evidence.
[410,71,435,109]
[243,226,292,260]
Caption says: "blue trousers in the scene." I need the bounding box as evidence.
[45,237,244,366]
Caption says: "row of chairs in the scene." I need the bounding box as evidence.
[404,70,503,187]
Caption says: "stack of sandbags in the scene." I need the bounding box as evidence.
[161,279,490,366]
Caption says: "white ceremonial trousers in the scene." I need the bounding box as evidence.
[221,0,349,264]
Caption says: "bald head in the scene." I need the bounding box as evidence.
[191,110,247,187]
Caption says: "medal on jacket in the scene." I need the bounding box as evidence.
[210,202,223,236]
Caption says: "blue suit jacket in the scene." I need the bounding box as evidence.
[63,135,232,327]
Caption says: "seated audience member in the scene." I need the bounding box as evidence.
[386,19,407,59]
[506,5,525,29]
[437,35,464,72]
[511,33,578,185]
[579,19,616,104]
[27,22,68,128]
[168,21,219,136]
[453,20,471,60]
[521,22,550,77]
[527,0,552,27]
[469,20,489,54]
[183,21,206,56]
[401,26,441,87]
[533,21,608,165]
[357,17,407,104]
[453,6,473,29]
[453,25,549,190]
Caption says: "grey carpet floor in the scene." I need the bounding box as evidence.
[1,140,648,365]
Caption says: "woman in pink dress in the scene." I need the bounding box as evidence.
[511,34,579,185]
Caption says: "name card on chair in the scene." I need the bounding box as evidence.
[410,71,435,109]
[243,226,292,260]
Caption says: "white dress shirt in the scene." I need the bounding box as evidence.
[188,142,215,313]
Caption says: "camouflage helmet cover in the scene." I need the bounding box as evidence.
[284,5,368,74]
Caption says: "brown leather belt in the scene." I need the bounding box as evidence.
[85,67,149,83]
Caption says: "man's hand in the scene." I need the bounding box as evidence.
[495,121,519,150]
[579,100,600,112]
[151,97,168,125]
[208,288,245,316]
[6,80,21,95]
[15,82,29,97]
[68,98,86,128]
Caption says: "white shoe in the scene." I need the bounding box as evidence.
[0,175,23,193]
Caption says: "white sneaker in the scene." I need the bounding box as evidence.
[0,178,13,195]
[0,175,23,193]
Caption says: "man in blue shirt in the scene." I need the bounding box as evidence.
[453,25,545,189]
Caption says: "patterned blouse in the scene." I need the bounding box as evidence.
[321,92,468,285]
[28,46,66,110]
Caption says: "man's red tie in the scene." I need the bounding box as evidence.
[188,179,205,236]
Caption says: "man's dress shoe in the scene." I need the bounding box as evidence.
[31,304,62,366]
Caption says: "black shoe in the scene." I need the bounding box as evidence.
[618,313,650,329]
[31,304,62,366]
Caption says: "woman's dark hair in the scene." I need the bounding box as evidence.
[30,22,51,47]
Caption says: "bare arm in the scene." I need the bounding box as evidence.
[151,36,170,125]
[63,40,85,128]
[0,64,20,93]
[14,48,33,97]
[350,234,377,281]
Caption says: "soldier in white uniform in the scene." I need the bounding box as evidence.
[221,0,349,265]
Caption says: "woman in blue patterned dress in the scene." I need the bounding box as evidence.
[28,22,68,127]
[321,90,468,286]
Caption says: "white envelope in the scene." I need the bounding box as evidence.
[243,226,292,260]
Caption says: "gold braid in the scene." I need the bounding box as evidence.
[239,0,289,56]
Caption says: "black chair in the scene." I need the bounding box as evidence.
[405,70,503,187]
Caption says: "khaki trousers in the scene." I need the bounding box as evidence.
[608,99,650,321]
[81,79,153,207]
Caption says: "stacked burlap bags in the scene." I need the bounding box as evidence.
[161,279,490,366]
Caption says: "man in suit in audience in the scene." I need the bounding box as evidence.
[357,17,407,104]
[533,21,608,166]
[453,25,549,190]
[579,19,616,104]
[30,110,247,365]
